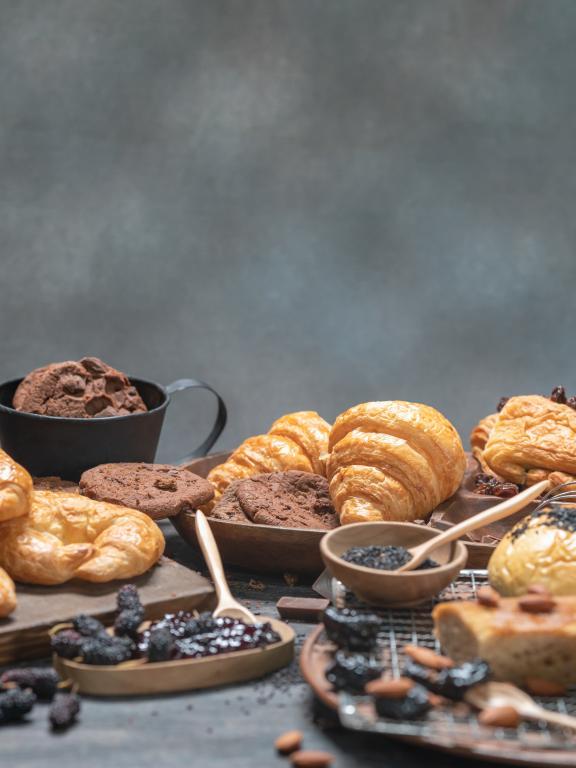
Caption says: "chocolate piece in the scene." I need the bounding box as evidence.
[276,597,330,623]
[211,471,338,530]
[325,651,382,693]
[13,357,147,418]
[404,659,491,700]
[79,463,214,520]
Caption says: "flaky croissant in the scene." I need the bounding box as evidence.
[0,568,16,618]
[482,395,576,485]
[0,491,165,585]
[0,448,32,522]
[327,401,466,524]
[206,411,330,505]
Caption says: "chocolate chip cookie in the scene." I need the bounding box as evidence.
[79,463,214,520]
[210,471,338,529]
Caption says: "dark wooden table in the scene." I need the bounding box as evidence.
[0,523,500,767]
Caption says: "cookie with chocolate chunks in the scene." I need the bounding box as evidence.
[79,463,214,520]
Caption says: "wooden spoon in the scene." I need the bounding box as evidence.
[466,681,576,732]
[397,480,549,572]
[195,509,257,622]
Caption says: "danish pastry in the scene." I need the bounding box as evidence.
[0,568,16,618]
[0,448,33,522]
[326,401,466,524]
[205,411,330,505]
[482,396,576,485]
[0,491,165,585]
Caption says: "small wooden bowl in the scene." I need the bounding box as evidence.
[320,522,468,607]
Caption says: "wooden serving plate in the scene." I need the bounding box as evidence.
[300,624,576,767]
[54,616,294,696]
[0,557,213,665]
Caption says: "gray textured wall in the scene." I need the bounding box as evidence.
[1,0,575,461]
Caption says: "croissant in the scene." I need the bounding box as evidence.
[469,413,498,473]
[205,411,330,505]
[0,448,32,522]
[326,401,466,524]
[482,395,576,485]
[0,568,16,618]
[0,491,165,585]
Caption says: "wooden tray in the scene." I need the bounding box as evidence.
[0,557,214,664]
[175,452,532,574]
[300,575,576,767]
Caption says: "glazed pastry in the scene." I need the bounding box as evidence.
[205,411,330,505]
[433,595,576,686]
[469,413,498,473]
[326,401,466,524]
[488,503,576,596]
[0,491,165,585]
[482,396,576,485]
[0,568,16,618]
[0,448,33,522]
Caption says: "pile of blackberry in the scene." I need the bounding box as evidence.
[0,667,80,731]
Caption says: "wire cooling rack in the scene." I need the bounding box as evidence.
[330,570,576,753]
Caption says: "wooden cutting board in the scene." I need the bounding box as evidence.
[0,557,214,665]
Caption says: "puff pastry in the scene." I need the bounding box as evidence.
[482,396,576,485]
[205,411,330,505]
[0,568,16,618]
[326,401,466,524]
[0,448,32,522]
[469,413,498,473]
[0,491,165,585]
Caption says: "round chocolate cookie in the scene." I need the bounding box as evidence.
[79,463,214,520]
[211,471,338,529]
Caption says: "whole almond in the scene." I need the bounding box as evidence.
[479,705,521,728]
[275,730,303,755]
[404,644,454,670]
[428,692,448,707]
[290,750,333,768]
[527,583,551,597]
[477,586,500,608]
[518,594,556,614]
[365,677,413,698]
[525,678,567,697]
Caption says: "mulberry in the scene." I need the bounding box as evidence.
[72,615,106,637]
[1,668,59,701]
[0,688,36,723]
[81,635,134,666]
[49,692,81,731]
[117,584,142,612]
[51,630,84,660]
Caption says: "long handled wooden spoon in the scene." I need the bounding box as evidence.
[397,480,549,572]
[466,682,576,732]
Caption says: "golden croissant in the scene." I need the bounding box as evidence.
[0,568,16,618]
[206,411,330,505]
[0,490,165,585]
[327,401,466,524]
[481,395,576,485]
[0,448,32,522]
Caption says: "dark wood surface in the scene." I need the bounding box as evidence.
[1,523,505,767]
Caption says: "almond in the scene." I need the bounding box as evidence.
[518,594,556,614]
[479,705,521,728]
[525,677,567,697]
[290,750,333,767]
[527,583,551,597]
[428,692,448,707]
[275,730,303,755]
[404,644,454,670]
[476,586,500,608]
[365,677,413,698]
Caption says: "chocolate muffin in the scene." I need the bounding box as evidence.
[79,463,214,520]
[210,471,338,530]
[13,357,147,418]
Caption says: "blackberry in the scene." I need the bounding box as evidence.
[114,607,144,638]
[49,692,81,731]
[72,614,106,637]
[405,659,490,700]
[1,668,59,701]
[51,630,84,660]
[325,651,382,693]
[81,635,134,666]
[374,683,431,720]
[0,688,36,723]
[147,627,175,662]
[323,606,381,652]
[117,584,142,612]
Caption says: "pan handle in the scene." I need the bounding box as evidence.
[165,379,227,463]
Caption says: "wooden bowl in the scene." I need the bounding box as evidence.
[53,616,294,696]
[320,522,468,607]
[173,452,325,574]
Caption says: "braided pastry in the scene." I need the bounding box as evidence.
[205,411,330,505]
[0,491,165,585]
[0,448,32,522]
[0,568,16,618]
[482,395,576,485]
[326,401,466,524]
